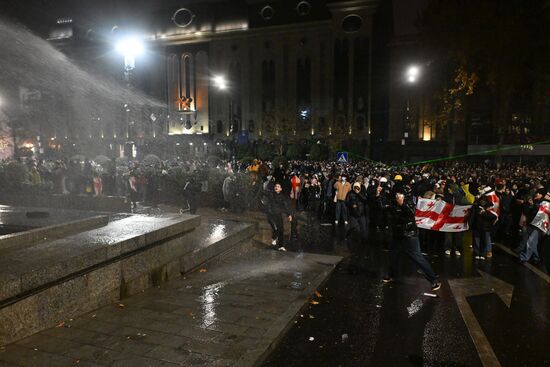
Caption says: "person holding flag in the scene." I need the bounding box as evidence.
[383,191,441,291]
[519,189,549,265]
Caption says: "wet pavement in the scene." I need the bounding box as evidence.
[263,222,550,367]
[0,239,341,366]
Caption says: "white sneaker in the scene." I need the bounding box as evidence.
[334,220,338,225]
[344,221,348,225]
[479,256,485,260]
[445,250,451,256]
[475,255,480,259]
[455,251,461,256]
[278,247,287,252]
[271,239,277,246]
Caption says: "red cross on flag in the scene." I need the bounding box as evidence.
[415,198,472,232]
[531,201,550,234]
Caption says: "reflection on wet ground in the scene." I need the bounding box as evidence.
[263,222,550,367]
[0,218,342,366]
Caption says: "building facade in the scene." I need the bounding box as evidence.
[38,0,382,157]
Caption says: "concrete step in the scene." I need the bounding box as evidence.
[0,215,255,346]
[0,245,342,367]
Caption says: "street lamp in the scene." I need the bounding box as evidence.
[212,75,235,133]
[116,36,144,158]
[115,37,144,81]
[213,75,228,90]
[402,64,421,162]
[406,65,420,84]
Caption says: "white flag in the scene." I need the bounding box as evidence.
[531,201,550,234]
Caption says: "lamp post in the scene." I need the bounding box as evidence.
[116,37,144,85]
[402,64,421,162]
[213,75,235,133]
[116,37,144,158]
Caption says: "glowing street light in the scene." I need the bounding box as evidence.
[406,65,421,83]
[115,37,144,71]
[213,75,228,90]
[212,74,236,134]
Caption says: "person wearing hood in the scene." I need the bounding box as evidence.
[334,174,352,226]
[346,182,369,239]
[306,176,322,219]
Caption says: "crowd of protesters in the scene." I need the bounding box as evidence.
[3,155,549,274]
[258,159,550,277]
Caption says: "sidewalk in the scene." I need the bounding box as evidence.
[0,244,341,366]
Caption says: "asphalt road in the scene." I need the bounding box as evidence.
[263,222,550,367]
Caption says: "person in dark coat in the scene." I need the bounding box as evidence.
[470,195,497,260]
[346,182,369,239]
[383,192,441,291]
[443,182,469,257]
[265,182,293,251]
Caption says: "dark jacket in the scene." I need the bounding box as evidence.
[346,190,369,218]
[470,204,497,232]
[387,201,418,238]
[307,184,322,202]
[522,199,540,224]
[267,191,292,216]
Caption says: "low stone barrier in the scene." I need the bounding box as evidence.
[0,192,131,213]
[0,215,109,251]
[0,215,257,346]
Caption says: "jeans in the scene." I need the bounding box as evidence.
[520,226,541,262]
[335,200,349,222]
[472,230,492,256]
[389,236,438,284]
[444,232,464,251]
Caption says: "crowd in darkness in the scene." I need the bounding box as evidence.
[258,159,550,275]
[5,156,550,273]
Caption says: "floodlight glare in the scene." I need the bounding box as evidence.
[213,75,228,90]
[115,37,144,57]
[406,65,421,83]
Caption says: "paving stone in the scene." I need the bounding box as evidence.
[145,345,191,364]
[62,343,114,365]
[0,344,85,367]
[110,356,179,367]
[206,321,250,336]
[2,246,341,367]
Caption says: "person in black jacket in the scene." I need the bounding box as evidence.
[346,182,369,239]
[470,195,497,260]
[383,192,441,291]
[265,182,293,251]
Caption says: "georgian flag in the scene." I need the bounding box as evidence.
[531,201,550,234]
[478,186,500,219]
[415,198,471,232]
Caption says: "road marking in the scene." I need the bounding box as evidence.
[494,243,550,284]
[449,270,514,367]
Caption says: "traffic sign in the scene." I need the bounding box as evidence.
[336,151,348,163]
